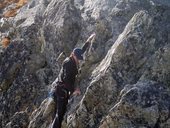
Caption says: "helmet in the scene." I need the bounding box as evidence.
[73,48,83,60]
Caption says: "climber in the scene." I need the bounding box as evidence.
[50,33,96,128]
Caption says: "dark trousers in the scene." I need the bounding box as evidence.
[51,85,68,128]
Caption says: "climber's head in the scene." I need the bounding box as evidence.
[70,48,84,65]
[73,48,84,60]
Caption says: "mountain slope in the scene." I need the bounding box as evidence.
[0,0,170,128]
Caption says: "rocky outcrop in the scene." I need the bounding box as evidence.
[100,80,170,128]
[0,0,170,128]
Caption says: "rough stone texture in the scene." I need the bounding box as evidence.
[99,81,170,128]
[5,111,29,128]
[0,0,170,128]
[140,44,170,87]
[28,98,55,128]
[0,40,43,127]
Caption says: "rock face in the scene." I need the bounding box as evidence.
[100,80,170,128]
[0,0,170,128]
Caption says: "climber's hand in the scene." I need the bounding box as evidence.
[86,33,96,43]
[72,88,81,96]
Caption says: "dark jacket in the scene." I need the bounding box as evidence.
[57,42,89,93]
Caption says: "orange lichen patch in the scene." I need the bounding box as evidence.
[2,0,27,18]
[17,0,27,7]
[3,8,18,18]
[1,37,11,48]
[0,0,19,10]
